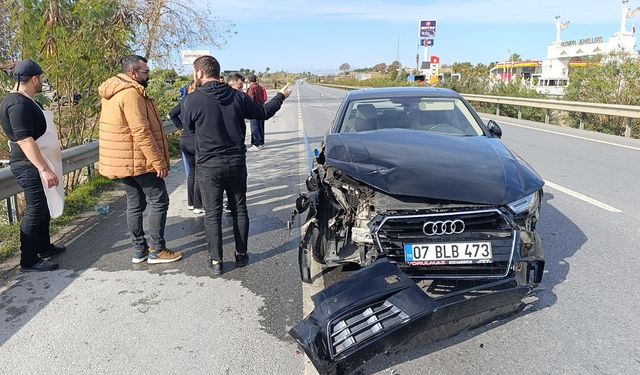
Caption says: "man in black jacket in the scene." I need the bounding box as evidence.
[182,55,291,275]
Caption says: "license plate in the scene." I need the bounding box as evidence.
[404,242,493,265]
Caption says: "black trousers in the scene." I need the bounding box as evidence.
[197,163,248,262]
[121,173,169,251]
[180,135,202,209]
[11,162,51,267]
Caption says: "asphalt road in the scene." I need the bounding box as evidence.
[1,83,639,374]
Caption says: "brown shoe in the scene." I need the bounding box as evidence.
[147,249,183,264]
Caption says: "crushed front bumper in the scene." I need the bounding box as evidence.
[290,258,543,374]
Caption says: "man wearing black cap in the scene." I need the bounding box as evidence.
[0,59,65,272]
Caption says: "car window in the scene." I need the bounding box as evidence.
[339,97,485,136]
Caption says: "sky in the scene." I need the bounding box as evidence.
[176,0,638,74]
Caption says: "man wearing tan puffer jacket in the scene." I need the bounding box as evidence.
[98,55,182,265]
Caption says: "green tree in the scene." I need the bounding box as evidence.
[440,62,491,94]
[238,68,255,77]
[565,53,640,136]
[372,62,387,73]
[387,60,401,79]
[339,62,351,74]
[4,0,136,188]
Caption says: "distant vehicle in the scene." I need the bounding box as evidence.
[290,87,545,374]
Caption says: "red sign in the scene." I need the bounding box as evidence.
[430,56,440,64]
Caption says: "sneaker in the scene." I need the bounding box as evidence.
[187,205,194,210]
[247,145,260,152]
[208,260,223,276]
[235,252,249,268]
[21,259,59,272]
[38,244,66,258]
[132,247,149,263]
[223,203,231,214]
[147,249,183,264]
[193,208,204,214]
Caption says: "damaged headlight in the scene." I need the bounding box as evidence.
[507,191,540,216]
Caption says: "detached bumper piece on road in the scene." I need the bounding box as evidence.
[290,259,543,375]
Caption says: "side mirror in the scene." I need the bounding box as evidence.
[487,120,502,138]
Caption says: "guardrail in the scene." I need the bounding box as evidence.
[316,83,638,138]
[1,121,177,224]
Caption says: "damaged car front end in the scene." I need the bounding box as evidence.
[290,88,545,374]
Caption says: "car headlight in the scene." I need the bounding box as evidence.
[508,191,540,215]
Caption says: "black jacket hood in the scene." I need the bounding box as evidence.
[323,129,544,205]
[197,81,235,105]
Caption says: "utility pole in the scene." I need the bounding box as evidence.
[396,34,400,62]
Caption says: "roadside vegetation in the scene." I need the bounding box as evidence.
[0,0,234,261]
[0,175,115,261]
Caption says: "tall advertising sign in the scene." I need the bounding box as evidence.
[419,20,437,77]
[419,20,437,38]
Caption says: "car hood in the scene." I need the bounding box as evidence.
[323,129,543,205]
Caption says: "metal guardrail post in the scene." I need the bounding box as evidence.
[517,109,522,120]
[496,104,500,116]
[6,195,17,224]
[625,118,632,138]
[545,109,550,124]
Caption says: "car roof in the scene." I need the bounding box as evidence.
[344,87,462,100]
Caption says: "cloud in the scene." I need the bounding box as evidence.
[208,0,624,25]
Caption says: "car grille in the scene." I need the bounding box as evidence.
[330,300,409,356]
[374,209,516,278]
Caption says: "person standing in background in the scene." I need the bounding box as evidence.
[227,73,245,92]
[169,81,203,214]
[246,75,266,151]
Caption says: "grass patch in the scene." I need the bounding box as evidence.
[0,174,117,262]
[0,223,20,261]
[167,132,182,158]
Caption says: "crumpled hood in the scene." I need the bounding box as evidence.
[324,129,544,205]
[195,81,235,105]
[98,74,145,99]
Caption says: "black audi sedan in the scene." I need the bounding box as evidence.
[291,87,546,374]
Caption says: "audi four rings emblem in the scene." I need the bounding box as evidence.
[422,219,465,236]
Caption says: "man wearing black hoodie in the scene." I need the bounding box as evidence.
[182,55,292,275]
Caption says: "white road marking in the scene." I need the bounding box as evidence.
[484,118,640,152]
[249,194,294,206]
[271,203,296,213]
[297,85,325,375]
[544,180,623,213]
[304,84,342,100]
[246,184,289,198]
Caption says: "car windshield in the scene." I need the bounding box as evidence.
[339,97,485,136]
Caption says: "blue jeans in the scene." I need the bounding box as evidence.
[250,119,264,146]
[121,173,169,251]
